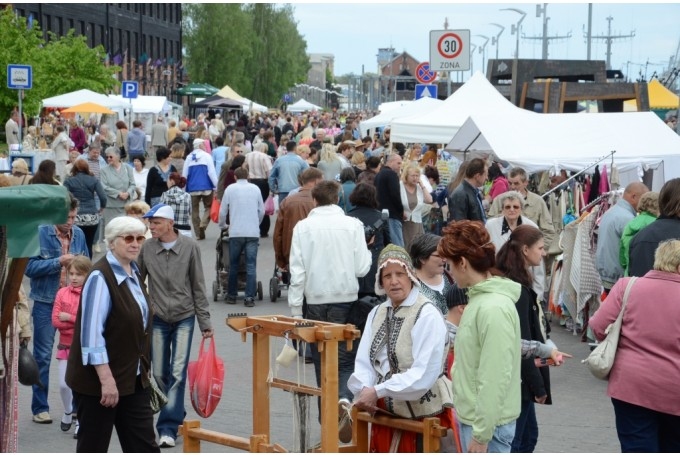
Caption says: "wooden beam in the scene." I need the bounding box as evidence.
[269,377,322,397]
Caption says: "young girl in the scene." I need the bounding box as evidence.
[51,255,92,438]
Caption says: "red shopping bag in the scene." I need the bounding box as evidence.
[188,338,224,418]
[209,196,220,223]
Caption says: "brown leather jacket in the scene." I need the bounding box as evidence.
[273,189,315,269]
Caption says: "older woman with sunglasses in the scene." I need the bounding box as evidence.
[100,147,136,236]
[66,216,159,452]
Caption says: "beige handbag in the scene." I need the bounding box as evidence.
[582,277,637,380]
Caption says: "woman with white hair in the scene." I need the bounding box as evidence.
[65,216,158,452]
[100,147,136,235]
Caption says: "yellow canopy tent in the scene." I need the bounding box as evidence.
[624,79,679,111]
[61,102,115,115]
[216,85,248,103]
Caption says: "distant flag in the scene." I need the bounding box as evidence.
[139,52,148,64]
[113,53,122,66]
[154,59,162,67]
[27,13,33,30]
[168,57,175,66]
[122,49,128,63]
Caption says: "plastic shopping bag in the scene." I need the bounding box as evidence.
[209,196,220,224]
[264,194,276,216]
[188,338,224,418]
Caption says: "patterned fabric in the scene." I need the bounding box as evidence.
[160,186,192,229]
[375,244,419,295]
[418,275,453,315]
[557,221,579,328]
[571,209,602,316]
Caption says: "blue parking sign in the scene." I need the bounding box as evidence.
[122,81,139,99]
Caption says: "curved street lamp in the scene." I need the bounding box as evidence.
[490,23,505,60]
[500,7,527,59]
[476,35,490,75]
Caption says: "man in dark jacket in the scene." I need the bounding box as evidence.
[374,153,404,247]
[448,158,488,223]
[629,178,680,277]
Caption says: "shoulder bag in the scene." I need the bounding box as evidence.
[582,277,637,380]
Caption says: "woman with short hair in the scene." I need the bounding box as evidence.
[144,147,175,207]
[160,172,193,237]
[64,159,107,257]
[410,233,452,315]
[100,147,136,233]
[590,239,680,452]
[400,162,433,251]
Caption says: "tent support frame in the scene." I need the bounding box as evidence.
[540,150,616,199]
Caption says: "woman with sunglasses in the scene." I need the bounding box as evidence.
[100,147,136,238]
[66,216,159,452]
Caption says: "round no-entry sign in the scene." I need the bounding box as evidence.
[437,33,464,59]
[415,62,437,84]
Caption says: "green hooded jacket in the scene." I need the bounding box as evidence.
[620,211,656,276]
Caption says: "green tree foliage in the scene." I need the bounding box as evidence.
[0,7,119,117]
[183,4,310,107]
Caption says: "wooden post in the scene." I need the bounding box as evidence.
[252,332,270,438]
[353,406,369,451]
[319,339,339,453]
[422,417,441,453]
[179,420,202,453]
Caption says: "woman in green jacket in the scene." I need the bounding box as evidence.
[438,220,522,453]
[620,191,659,275]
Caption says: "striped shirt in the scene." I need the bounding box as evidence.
[79,251,148,368]
[245,150,273,179]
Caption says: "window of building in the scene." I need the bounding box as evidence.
[90,22,95,47]
[68,18,74,32]
[57,17,63,36]
[163,5,167,22]
[79,20,85,36]
[43,14,51,35]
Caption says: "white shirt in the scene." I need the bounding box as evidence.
[133,167,149,200]
[348,287,447,401]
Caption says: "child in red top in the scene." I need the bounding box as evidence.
[52,255,92,436]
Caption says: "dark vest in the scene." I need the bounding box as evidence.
[66,257,153,396]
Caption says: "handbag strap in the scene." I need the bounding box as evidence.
[617,277,637,321]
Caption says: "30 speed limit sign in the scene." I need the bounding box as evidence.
[430,29,470,71]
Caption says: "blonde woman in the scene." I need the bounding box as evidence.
[400,162,433,250]
[317,143,343,181]
[124,200,153,239]
[350,151,366,179]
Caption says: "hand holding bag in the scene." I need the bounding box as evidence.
[188,338,225,418]
[209,195,220,224]
[264,194,275,216]
[582,277,637,380]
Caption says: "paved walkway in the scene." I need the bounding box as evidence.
[17,220,621,453]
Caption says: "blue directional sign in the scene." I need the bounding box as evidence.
[7,64,32,90]
[415,84,438,100]
[122,80,139,99]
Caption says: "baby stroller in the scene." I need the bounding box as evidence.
[268,265,290,302]
[212,228,263,302]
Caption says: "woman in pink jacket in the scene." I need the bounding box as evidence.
[52,255,92,436]
[590,239,680,453]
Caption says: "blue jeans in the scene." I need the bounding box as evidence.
[278,192,290,204]
[152,315,196,439]
[459,420,516,453]
[511,400,538,452]
[612,398,680,452]
[387,218,404,247]
[228,237,259,300]
[31,301,56,415]
[305,302,357,402]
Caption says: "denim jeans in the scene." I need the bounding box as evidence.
[32,301,56,415]
[278,192,290,204]
[612,398,680,452]
[228,237,259,300]
[387,218,404,247]
[459,420,516,453]
[305,302,357,402]
[511,400,538,452]
[152,315,196,439]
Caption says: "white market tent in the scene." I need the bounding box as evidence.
[390,71,525,144]
[361,97,444,134]
[288,98,321,113]
[445,111,680,189]
[42,89,129,110]
[109,94,171,114]
[242,98,269,113]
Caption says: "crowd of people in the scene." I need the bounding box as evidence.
[5,106,680,453]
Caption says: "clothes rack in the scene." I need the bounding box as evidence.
[579,189,622,214]
[541,150,616,199]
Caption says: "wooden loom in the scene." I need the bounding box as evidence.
[179,314,448,453]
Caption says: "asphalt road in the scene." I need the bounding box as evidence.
[17,217,621,453]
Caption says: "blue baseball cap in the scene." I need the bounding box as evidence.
[143,203,175,221]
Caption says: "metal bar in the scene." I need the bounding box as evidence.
[541,150,616,198]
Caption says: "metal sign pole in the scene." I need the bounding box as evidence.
[18,89,23,148]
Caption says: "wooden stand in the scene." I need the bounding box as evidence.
[180,314,360,453]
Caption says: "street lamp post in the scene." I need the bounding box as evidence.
[501,8,527,59]
[476,35,490,75]
[490,23,505,61]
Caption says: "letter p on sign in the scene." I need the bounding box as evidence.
[122,81,139,99]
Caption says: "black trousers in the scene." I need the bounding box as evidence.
[79,224,98,259]
[73,376,160,453]
[249,178,271,236]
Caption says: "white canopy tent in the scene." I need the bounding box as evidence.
[108,95,171,114]
[445,111,680,190]
[288,98,321,113]
[42,89,129,110]
[242,98,269,113]
[360,97,444,135]
[390,71,526,144]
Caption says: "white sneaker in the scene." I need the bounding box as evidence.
[159,435,175,448]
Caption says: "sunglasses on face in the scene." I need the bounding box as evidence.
[503,205,521,210]
[118,235,146,244]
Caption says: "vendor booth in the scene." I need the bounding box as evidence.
[287,98,322,113]
[360,97,443,136]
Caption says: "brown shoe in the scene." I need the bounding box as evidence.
[198,227,206,240]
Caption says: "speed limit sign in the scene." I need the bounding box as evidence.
[430,29,470,71]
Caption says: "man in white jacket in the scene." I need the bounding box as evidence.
[288,180,371,437]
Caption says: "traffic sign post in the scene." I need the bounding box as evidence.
[415,84,438,100]
[122,80,139,99]
[430,30,471,72]
[7,64,33,150]
[414,62,437,85]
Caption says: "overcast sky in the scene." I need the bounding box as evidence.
[292,2,680,83]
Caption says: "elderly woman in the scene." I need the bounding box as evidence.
[100,147,136,235]
[22,125,39,151]
[348,245,453,452]
[590,239,680,452]
[486,190,546,300]
[64,159,107,257]
[65,216,159,452]
[438,220,521,453]
[9,158,32,185]
[409,233,453,315]
[400,162,433,251]
[620,191,659,276]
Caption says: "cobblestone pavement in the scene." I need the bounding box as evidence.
[17,220,620,453]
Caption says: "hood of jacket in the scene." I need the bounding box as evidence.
[467,276,521,304]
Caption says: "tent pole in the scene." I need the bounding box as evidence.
[461,132,482,161]
[541,150,616,198]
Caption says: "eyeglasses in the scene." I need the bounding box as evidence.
[106,155,115,160]
[503,205,521,210]
[118,235,146,244]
